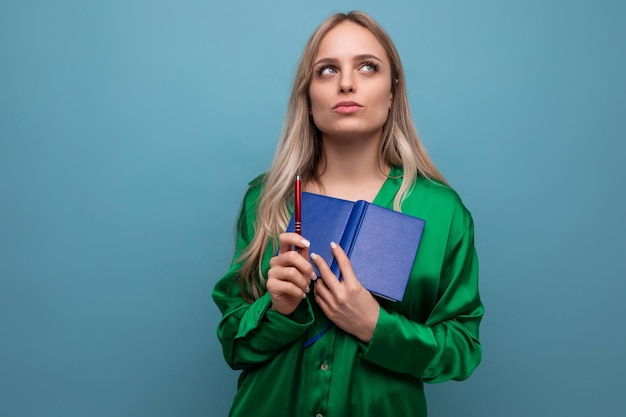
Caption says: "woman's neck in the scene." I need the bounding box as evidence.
[307,132,390,202]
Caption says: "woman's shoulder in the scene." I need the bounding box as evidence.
[248,173,266,187]
[413,176,464,206]
[403,175,473,227]
[240,173,266,209]
[247,172,266,191]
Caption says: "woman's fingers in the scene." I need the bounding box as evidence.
[268,233,316,304]
[311,242,380,343]
[266,274,308,300]
[267,262,311,293]
[278,232,311,255]
[310,251,340,292]
[328,242,357,284]
[266,271,309,315]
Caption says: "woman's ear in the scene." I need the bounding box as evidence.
[389,78,399,106]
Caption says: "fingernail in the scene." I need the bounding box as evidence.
[301,239,310,248]
[310,272,317,281]
[302,292,307,299]
[305,286,310,293]
[310,252,318,260]
[330,242,337,249]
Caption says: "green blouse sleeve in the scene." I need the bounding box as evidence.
[362,213,483,383]
[212,184,315,370]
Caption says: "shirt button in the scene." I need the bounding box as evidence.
[320,361,329,371]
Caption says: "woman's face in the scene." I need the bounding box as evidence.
[309,21,393,141]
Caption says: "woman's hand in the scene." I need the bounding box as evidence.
[311,242,380,343]
[267,233,315,316]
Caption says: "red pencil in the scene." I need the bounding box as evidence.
[294,174,302,236]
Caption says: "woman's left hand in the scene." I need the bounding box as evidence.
[311,242,380,343]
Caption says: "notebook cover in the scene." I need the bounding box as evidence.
[348,203,425,301]
[286,192,354,276]
[329,200,368,277]
[286,192,425,302]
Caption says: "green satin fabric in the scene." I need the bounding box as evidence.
[213,167,483,417]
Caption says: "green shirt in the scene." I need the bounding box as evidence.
[213,167,483,417]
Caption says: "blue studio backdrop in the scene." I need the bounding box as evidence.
[1,1,625,416]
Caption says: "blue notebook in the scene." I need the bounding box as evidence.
[286,192,425,302]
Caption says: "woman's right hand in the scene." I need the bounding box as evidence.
[266,233,315,315]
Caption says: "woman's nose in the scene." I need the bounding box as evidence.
[339,71,355,93]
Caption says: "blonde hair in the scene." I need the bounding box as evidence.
[238,11,445,301]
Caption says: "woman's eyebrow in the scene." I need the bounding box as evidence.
[314,54,383,67]
[353,53,383,62]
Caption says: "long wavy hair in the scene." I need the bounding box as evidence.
[238,11,446,301]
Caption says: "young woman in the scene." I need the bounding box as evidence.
[213,11,483,417]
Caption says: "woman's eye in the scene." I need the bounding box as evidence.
[318,66,337,76]
[360,62,380,73]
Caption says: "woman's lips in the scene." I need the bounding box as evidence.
[333,101,363,114]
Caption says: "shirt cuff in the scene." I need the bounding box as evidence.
[361,307,438,377]
[236,293,315,346]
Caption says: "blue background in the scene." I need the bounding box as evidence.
[1,1,625,416]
